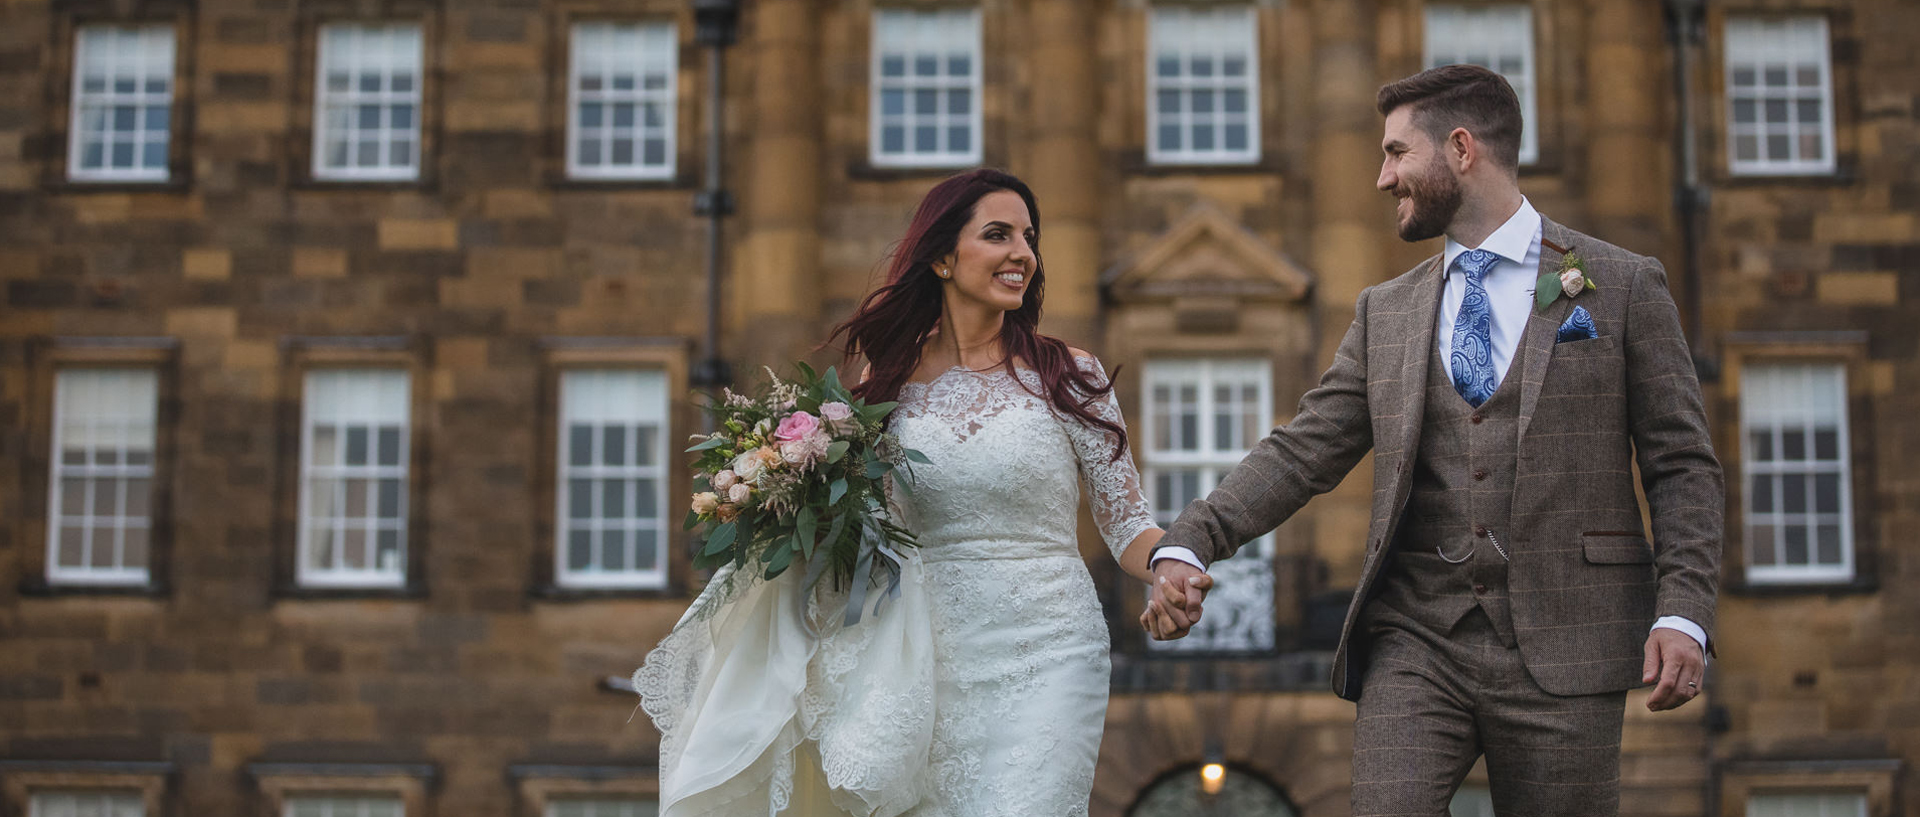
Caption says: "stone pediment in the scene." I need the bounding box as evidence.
[1102,203,1313,304]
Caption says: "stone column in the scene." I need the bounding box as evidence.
[1026,0,1102,344]
[735,0,824,369]
[1308,0,1384,586]
[1584,0,1672,257]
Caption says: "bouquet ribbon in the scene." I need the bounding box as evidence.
[795,526,907,639]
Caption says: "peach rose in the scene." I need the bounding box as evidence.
[690,492,720,515]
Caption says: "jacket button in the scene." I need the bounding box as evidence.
[1470,414,1484,425]
[1475,526,1488,537]
[1474,584,1488,594]
[1473,469,1488,481]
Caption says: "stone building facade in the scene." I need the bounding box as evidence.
[0,0,1914,816]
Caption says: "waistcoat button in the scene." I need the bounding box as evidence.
[1473,469,1488,481]
[1470,414,1484,424]
[1475,526,1488,537]
[1474,584,1488,594]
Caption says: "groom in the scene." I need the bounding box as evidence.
[1145,64,1722,815]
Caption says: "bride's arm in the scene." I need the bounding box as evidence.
[1115,528,1165,584]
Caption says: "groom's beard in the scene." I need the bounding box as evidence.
[1394,163,1464,242]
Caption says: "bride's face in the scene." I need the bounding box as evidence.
[938,190,1036,315]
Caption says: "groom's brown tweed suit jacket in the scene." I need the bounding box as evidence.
[1160,217,1723,701]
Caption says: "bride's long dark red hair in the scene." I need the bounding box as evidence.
[825,168,1127,458]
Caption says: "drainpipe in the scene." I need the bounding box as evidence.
[1666,0,1717,382]
[692,0,740,411]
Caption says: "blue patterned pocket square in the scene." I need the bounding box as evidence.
[1556,305,1598,344]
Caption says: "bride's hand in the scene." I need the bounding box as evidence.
[1142,566,1213,640]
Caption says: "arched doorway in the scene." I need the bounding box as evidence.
[1127,764,1299,817]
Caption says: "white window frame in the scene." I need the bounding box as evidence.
[283,794,405,817]
[46,369,159,587]
[1142,358,1275,653]
[567,21,678,180]
[1745,791,1869,817]
[1741,363,1854,585]
[29,789,146,817]
[1146,6,1261,166]
[68,24,175,182]
[1725,16,1837,176]
[1423,4,1539,166]
[869,8,983,168]
[556,370,671,590]
[297,369,411,589]
[545,799,659,817]
[313,23,424,181]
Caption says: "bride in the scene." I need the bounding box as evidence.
[633,168,1204,816]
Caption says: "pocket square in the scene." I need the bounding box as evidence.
[1556,305,1598,344]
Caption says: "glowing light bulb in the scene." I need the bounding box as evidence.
[1200,763,1226,795]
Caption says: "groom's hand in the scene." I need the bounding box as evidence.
[1142,561,1213,640]
[1642,628,1706,711]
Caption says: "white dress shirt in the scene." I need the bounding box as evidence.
[1153,197,1709,654]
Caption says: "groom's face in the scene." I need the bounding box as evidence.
[1378,107,1463,243]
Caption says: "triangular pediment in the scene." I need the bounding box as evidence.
[1102,202,1313,303]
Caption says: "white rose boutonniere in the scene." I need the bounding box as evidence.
[1535,247,1597,312]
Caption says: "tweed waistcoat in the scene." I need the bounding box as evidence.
[1374,335,1533,647]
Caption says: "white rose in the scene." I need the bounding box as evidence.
[711,470,738,492]
[732,451,766,483]
[728,483,752,504]
[690,492,720,515]
[1560,269,1585,298]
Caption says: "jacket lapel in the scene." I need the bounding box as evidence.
[1395,255,1445,464]
[1516,217,1577,441]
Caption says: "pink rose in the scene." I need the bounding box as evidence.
[1560,270,1586,298]
[819,402,857,433]
[690,492,720,515]
[774,411,820,443]
[711,470,738,491]
[728,483,751,504]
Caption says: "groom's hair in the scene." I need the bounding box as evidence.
[1377,64,1523,171]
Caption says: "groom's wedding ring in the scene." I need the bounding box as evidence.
[1686,681,1699,688]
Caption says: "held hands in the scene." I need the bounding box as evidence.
[1140,560,1214,641]
[1642,628,1707,711]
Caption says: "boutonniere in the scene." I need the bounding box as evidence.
[1535,238,1597,312]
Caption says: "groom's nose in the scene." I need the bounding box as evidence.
[1377,160,1397,192]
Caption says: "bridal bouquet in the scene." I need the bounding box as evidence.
[683,363,925,620]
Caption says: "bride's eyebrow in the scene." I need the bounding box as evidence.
[978,220,1032,234]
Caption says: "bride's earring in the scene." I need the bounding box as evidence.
[935,266,950,279]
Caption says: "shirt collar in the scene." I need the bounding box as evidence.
[1443,196,1540,274]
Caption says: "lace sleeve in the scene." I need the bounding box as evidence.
[1064,355,1158,561]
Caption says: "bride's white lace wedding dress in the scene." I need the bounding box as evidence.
[633,356,1156,817]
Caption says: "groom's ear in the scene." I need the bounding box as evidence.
[1447,126,1476,172]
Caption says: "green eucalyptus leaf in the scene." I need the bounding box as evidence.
[701,522,737,555]
[828,477,848,505]
[686,435,730,453]
[765,545,796,579]
[903,448,931,465]
[684,509,703,531]
[826,440,850,464]
[1534,271,1560,312]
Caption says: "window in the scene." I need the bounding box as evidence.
[314,23,423,180]
[1142,359,1274,652]
[1741,363,1853,584]
[285,795,403,817]
[1147,6,1259,165]
[298,370,410,588]
[68,25,175,182]
[1747,792,1868,817]
[870,8,981,168]
[558,370,670,589]
[30,790,144,817]
[547,799,659,817]
[568,22,677,180]
[47,369,158,586]
[1725,16,1835,175]
[1424,5,1538,165]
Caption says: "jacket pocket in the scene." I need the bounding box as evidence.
[1552,334,1618,355]
[1582,532,1653,564]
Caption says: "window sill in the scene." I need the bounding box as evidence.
[18,576,168,598]
[43,178,193,195]
[530,583,684,602]
[1725,574,1877,597]
[273,584,429,601]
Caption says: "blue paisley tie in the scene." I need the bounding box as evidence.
[1450,249,1501,407]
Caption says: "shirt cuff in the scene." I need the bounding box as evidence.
[1150,546,1206,572]
[1652,616,1708,655]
